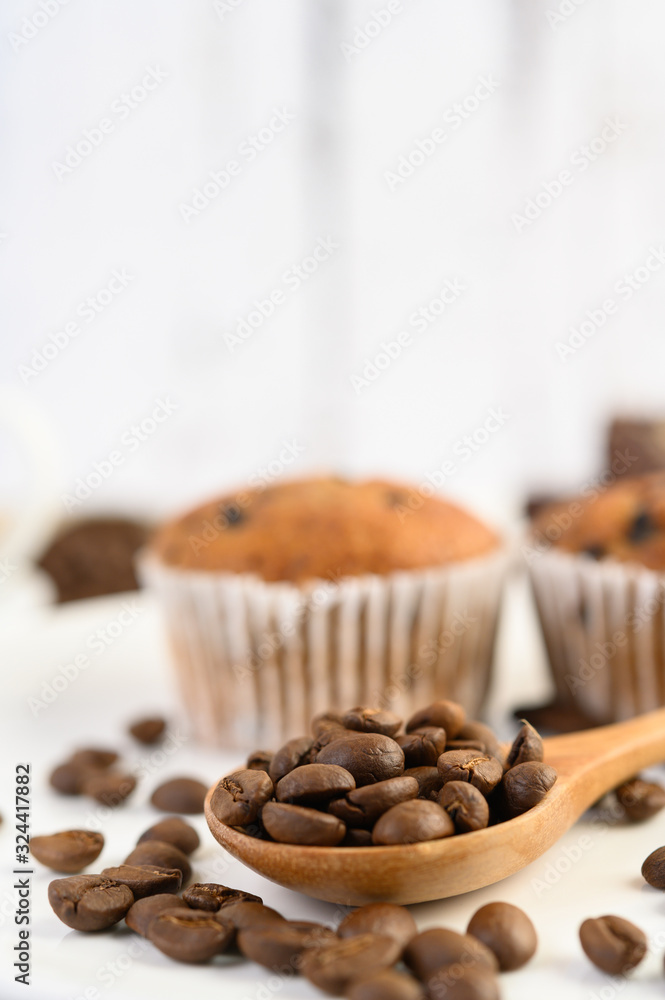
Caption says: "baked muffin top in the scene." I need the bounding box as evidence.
[150,477,499,583]
[532,472,665,570]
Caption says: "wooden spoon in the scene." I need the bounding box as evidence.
[205,708,665,906]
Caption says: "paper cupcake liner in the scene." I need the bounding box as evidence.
[139,548,509,748]
[528,547,665,724]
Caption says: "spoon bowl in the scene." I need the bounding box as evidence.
[205,708,665,905]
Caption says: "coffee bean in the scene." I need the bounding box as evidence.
[627,508,656,543]
[404,767,443,799]
[269,736,315,784]
[30,830,104,873]
[182,882,262,911]
[404,928,498,982]
[502,762,557,816]
[329,776,418,829]
[49,760,91,795]
[151,777,208,814]
[438,782,489,833]
[125,894,190,937]
[444,740,486,754]
[397,729,447,768]
[616,778,665,822]
[302,933,402,994]
[48,874,134,931]
[246,750,273,773]
[346,969,424,1000]
[338,903,417,950]
[406,701,466,739]
[137,817,200,855]
[311,712,346,737]
[316,732,405,786]
[276,764,355,805]
[124,840,191,884]
[209,769,273,826]
[128,717,166,744]
[148,909,234,963]
[456,722,502,762]
[101,864,182,898]
[426,964,500,1000]
[341,828,374,847]
[467,902,537,971]
[215,900,285,930]
[262,802,346,846]
[237,922,332,970]
[641,845,665,888]
[81,771,137,807]
[342,708,403,737]
[437,751,503,797]
[579,915,647,975]
[285,919,337,943]
[505,721,543,768]
[372,800,454,845]
[70,748,119,769]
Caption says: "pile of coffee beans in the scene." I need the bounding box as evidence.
[209,701,557,846]
[41,803,537,996]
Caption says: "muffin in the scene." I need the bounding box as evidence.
[141,477,507,747]
[528,472,665,724]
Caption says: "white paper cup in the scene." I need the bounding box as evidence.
[140,547,510,748]
[528,547,665,724]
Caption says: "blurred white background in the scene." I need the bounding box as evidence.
[2,0,665,544]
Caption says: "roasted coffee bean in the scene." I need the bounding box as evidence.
[269,736,315,784]
[128,716,166,744]
[329,776,419,829]
[215,900,285,930]
[372,800,454,845]
[209,769,273,826]
[467,902,537,971]
[456,721,502,761]
[182,882,262,911]
[137,817,200,855]
[426,964,500,1000]
[616,778,665,821]
[70,748,119,769]
[302,933,402,995]
[237,922,333,969]
[338,903,417,950]
[101,864,182,898]
[406,701,466,739]
[81,771,137,806]
[262,802,346,846]
[125,893,190,936]
[316,732,405,786]
[437,751,503,797]
[404,928,498,982]
[341,828,374,847]
[579,915,647,975]
[502,762,557,816]
[311,712,346,737]
[151,777,208,814]
[342,707,403,737]
[49,760,91,795]
[346,969,424,1000]
[445,740,486,754]
[124,840,191,883]
[505,721,543,768]
[439,782,489,833]
[148,909,234,963]
[397,729,447,768]
[246,750,273,773]
[276,763,355,805]
[30,830,104,873]
[285,920,337,942]
[641,845,665,888]
[404,767,443,799]
[48,874,134,931]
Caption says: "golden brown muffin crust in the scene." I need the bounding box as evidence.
[149,477,498,582]
[532,471,665,570]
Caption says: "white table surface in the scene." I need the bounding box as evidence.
[2,575,665,1000]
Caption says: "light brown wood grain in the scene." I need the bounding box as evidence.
[204,707,665,905]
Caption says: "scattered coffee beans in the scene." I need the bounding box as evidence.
[579,915,647,975]
[148,909,234,963]
[426,964,500,1000]
[125,893,190,937]
[346,969,424,1000]
[182,882,262,911]
[101,864,182,898]
[30,830,104,873]
[48,875,134,931]
[467,902,537,971]
[616,778,665,822]
[302,933,402,994]
[403,928,498,982]
[217,900,285,930]
[70,748,118,770]
[137,817,200,855]
[124,840,192,883]
[81,771,137,807]
[128,716,166,744]
[641,845,665,888]
[338,903,417,950]
[238,922,336,970]
[150,777,208,814]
